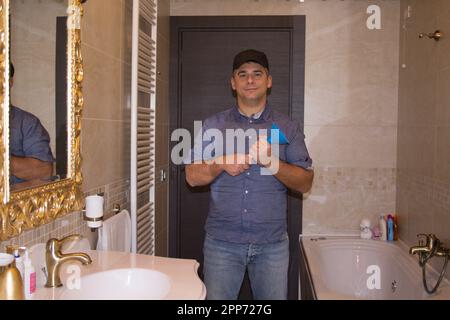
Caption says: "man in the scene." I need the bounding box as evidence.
[185,49,314,300]
[9,62,54,189]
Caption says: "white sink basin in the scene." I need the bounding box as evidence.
[59,268,171,300]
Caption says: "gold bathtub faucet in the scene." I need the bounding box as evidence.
[409,233,450,259]
[410,233,450,294]
[45,234,92,288]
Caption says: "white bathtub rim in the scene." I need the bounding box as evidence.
[301,235,450,300]
[301,233,450,286]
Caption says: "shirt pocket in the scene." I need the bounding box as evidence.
[209,190,242,220]
[252,191,287,222]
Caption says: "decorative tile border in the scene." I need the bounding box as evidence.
[304,166,397,234]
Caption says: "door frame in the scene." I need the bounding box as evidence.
[169,16,306,300]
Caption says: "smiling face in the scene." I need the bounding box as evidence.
[231,62,272,107]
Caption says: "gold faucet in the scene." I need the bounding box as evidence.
[409,234,439,257]
[409,233,450,294]
[409,233,450,258]
[45,234,92,288]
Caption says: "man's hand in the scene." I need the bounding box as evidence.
[10,156,53,181]
[249,136,273,168]
[186,153,251,187]
[215,153,251,176]
[249,136,314,193]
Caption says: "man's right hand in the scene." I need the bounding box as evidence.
[217,153,250,177]
[186,153,251,187]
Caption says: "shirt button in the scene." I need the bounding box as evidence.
[244,209,248,213]
[245,190,249,194]
[247,172,250,176]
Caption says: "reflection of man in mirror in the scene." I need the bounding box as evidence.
[9,62,55,189]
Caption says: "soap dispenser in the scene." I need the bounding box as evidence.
[0,253,25,300]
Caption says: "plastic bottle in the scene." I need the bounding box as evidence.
[360,218,373,239]
[13,249,24,281]
[23,250,36,299]
[393,214,399,240]
[387,215,394,241]
[379,215,387,241]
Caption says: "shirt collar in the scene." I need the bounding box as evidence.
[233,103,272,122]
[238,108,264,119]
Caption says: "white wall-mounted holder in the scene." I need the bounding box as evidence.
[83,194,104,230]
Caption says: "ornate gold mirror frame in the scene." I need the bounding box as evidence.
[0,0,85,241]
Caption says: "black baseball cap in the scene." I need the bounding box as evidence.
[233,49,269,71]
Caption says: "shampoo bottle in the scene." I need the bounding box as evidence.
[387,215,394,241]
[393,214,399,240]
[379,215,387,241]
[23,250,36,299]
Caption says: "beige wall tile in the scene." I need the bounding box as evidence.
[433,205,450,246]
[121,62,132,121]
[82,45,124,121]
[156,78,170,125]
[82,0,123,60]
[436,67,450,126]
[121,0,134,65]
[397,125,435,178]
[396,182,409,241]
[158,0,171,40]
[156,36,170,83]
[82,119,128,191]
[399,59,437,127]
[306,125,397,169]
[407,197,435,240]
[436,1,450,70]
[435,126,450,184]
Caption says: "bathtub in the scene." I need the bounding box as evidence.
[301,236,450,300]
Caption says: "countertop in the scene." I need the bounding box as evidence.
[32,250,206,300]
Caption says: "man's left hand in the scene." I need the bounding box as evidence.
[249,136,273,168]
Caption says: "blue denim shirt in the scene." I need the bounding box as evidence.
[187,105,313,244]
[10,106,55,184]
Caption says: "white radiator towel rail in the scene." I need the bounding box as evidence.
[130,0,157,255]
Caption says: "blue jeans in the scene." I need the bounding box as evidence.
[203,234,289,300]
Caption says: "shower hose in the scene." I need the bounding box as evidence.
[420,250,449,295]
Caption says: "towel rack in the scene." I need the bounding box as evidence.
[130,0,157,255]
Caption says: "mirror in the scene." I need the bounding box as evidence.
[10,0,69,191]
[0,0,85,241]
